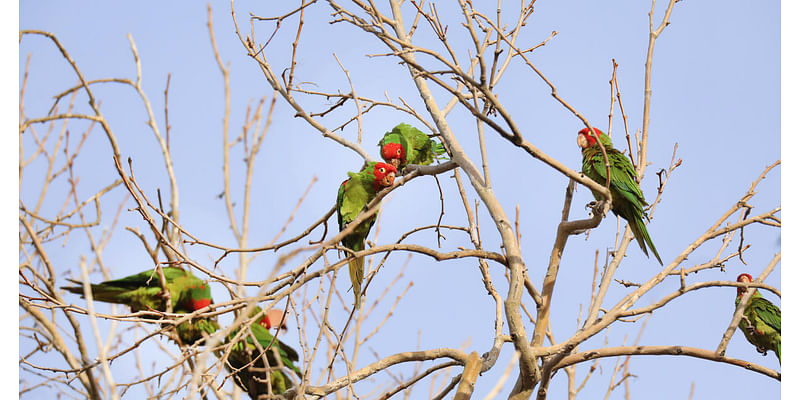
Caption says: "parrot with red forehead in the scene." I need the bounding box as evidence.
[221,306,301,396]
[378,123,447,170]
[577,127,663,265]
[336,161,397,309]
[62,267,219,345]
[735,273,781,363]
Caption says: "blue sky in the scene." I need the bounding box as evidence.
[17,1,785,399]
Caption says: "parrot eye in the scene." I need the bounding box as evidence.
[396,149,401,155]
[379,167,386,174]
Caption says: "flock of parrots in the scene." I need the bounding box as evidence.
[61,124,779,397]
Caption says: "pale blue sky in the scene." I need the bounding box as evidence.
[18,1,785,399]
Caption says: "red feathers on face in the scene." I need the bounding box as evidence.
[578,127,602,147]
[381,142,405,164]
[373,162,397,178]
[737,273,754,296]
[190,298,211,310]
[371,162,397,191]
[259,309,289,330]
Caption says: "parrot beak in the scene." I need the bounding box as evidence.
[736,275,752,296]
[389,158,401,169]
[577,134,588,149]
[382,171,396,187]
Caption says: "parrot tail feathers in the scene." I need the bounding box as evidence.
[348,256,364,310]
[629,216,664,266]
[61,281,128,303]
[61,280,86,297]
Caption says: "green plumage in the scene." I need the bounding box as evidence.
[378,123,447,169]
[736,287,781,363]
[175,314,221,345]
[336,162,396,309]
[221,307,302,396]
[62,267,219,345]
[579,128,663,265]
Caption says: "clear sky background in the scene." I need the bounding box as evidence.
[17,1,787,399]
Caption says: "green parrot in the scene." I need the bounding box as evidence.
[336,161,397,309]
[378,123,447,170]
[577,127,663,265]
[735,273,781,363]
[221,307,302,396]
[62,267,219,344]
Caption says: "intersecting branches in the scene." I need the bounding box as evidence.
[21,1,780,399]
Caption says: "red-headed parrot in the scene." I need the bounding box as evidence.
[577,127,663,265]
[735,273,781,363]
[378,123,447,170]
[62,267,219,344]
[336,161,397,309]
[222,307,302,396]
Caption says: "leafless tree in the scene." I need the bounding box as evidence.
[19,1,779,399]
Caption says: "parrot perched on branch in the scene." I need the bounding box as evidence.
[221,307,302,396]
[577,127,663,265]
[378,123,447,170]
[62,267,219,345]
[735,273,781,363]
[336,161,397,309]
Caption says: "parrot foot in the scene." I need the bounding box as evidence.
[585,200,609,218]
[742,317,756,336]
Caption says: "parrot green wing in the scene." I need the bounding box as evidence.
[737,291,781,362]
[377,132,408,152]
[63,267,219,346]
[584,147,646,210]
[751,296,781,333]
[61,267,201,312]
[249,320,302,376]
[337,178,369,230]
[335,163,386,309]
[581,132,663,265]
[393,123,446,165]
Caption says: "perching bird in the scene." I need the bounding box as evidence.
[336,161,397,309]
[577,127,663,265]
[62,267,219,345]
[378,123,447,170]
[735,273,781,363]
[222,307,302,396]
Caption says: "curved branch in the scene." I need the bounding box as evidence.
[553,345,780,381]
[286,348,470,397]
[344,243,506,265]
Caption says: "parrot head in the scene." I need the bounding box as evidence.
[577,127,612,149]
[736,273,754,297]
[371,162,397,191]
[257,308,289,331]
[182,283,212,311]
[380,142,406,169]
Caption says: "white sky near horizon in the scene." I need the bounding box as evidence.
[13,1,795,399]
